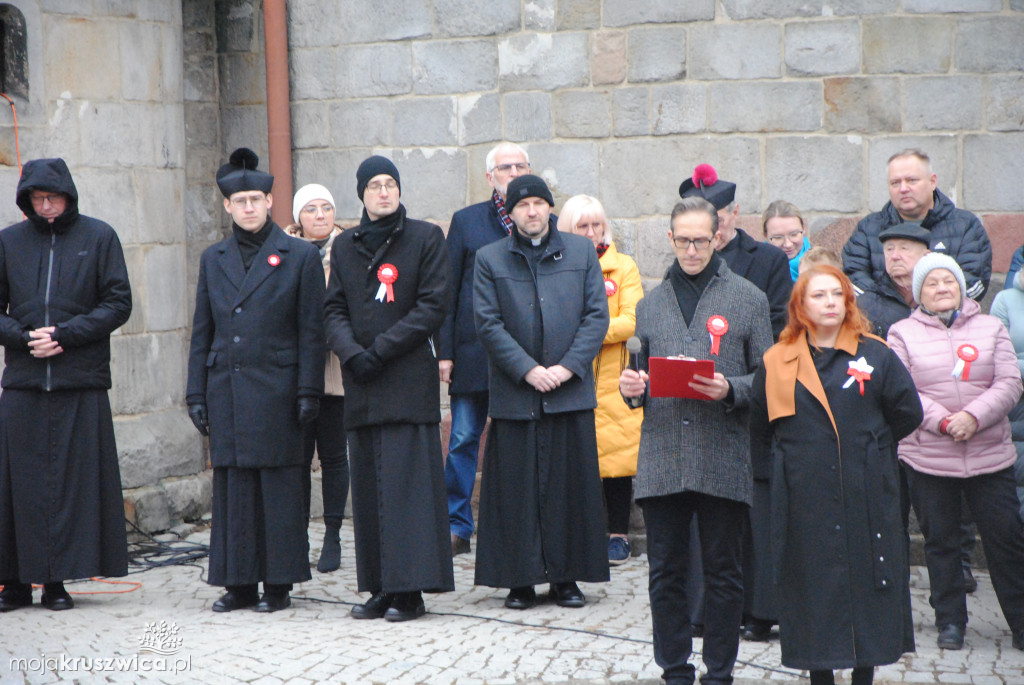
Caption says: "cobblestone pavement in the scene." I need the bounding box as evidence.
[2,520,1023,684]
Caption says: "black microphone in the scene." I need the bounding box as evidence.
[626,336,642,372]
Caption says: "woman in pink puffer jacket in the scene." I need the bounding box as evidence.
[888,253,1024,654]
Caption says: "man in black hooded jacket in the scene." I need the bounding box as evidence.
[0,158,132,612]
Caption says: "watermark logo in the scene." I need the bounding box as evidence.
[10,622,191,676]
[138,621,183,655]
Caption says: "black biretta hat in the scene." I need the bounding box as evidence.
[216,148,274,198]
[678,163,736,210]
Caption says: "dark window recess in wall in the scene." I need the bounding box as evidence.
[0,4,27,100]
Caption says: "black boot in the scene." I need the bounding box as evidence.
[317,523,342,573]
[384,591,425,622]
[41,582,74,611]
[0,581,32,612]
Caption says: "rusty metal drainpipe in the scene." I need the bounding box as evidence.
[263,0,293,227]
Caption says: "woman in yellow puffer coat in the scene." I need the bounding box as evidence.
[558,195,644,565]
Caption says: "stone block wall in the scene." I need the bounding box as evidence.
[288,2,1024,279]
[0,1,205,532]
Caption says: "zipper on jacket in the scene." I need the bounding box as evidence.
[43,232,55,391]
[946,328,968,468]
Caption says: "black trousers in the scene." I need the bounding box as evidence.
[642,492,746,685]
[905,465,1024,631]
[301,395,348,528]
[603,476,633,536]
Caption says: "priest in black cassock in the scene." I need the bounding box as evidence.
[0,158,132,612]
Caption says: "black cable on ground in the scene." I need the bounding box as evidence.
[125,517,210,574]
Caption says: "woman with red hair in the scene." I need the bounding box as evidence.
[749,265,923,685]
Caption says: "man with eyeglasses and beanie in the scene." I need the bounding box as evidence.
[619,197,773,685]
[0,158,131,612]
[680,164,791,340]
[324,155,453,622]
[438,142,532,557]
[187,148,326,614]
[473,174,609,611]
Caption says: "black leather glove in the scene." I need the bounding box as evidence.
[188,403,209,436]
[346,350,383,383]
[297,396,320,425]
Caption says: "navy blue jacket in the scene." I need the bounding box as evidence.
[842,189,992,300]
[437,199,508,395]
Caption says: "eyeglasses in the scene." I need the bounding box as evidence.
[230,194,267,208]
[672,237,713,250]
[366,180,398,193]
[30,193,63,206]
[767,230,804,245]
[490,163,530,174]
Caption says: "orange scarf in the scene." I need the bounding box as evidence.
[762,328,885,439]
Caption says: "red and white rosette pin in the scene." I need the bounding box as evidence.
[604,278,618,297]
[843,356,874,396]
[267,254,281,266]
[953,344,979,381]
[706,315,729,356]
[375,263,398,303]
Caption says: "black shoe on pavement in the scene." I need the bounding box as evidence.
[1012,629,1024,651]
[40,583,74,611]
[384,592,426,622]
[0,582,32,612]
[211,586,259,613]
[451,534,471,556]
[255,589,290,613]
[549,582,585,608]
[504,586,537,610]
[962,566,978,593]
[351,591,394,619]
[741,618,773,642]
[937,623,965,650]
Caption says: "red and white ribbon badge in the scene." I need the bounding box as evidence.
[604,278,618,297]
[843,356,874,396]
[706,315,729,356]
[953,344,979,381]
[375,263,398,303]
[267,254,281,267]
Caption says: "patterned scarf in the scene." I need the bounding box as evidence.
[492,190,514,235]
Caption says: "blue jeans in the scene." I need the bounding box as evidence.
[444,393,488,540]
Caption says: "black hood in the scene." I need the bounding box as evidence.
[15,157,80,232]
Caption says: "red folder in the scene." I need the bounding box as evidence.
[648,357,716,400]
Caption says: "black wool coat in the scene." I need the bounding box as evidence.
[324,213,449,429]
[187,224,326,469]
[749,337,923,670]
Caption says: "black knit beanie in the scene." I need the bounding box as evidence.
[356,155,401,200]
[504,174,554,213]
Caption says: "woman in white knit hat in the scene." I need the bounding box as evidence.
[888,253,1024,653]
[285,183,349,573]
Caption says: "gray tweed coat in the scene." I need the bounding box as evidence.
[632,260,774,505]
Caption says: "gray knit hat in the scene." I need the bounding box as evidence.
[912,252,966,306]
